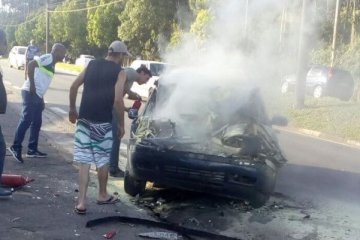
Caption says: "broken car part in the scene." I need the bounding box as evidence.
[86,216,242,240]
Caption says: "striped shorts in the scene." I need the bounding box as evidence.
[74,119,113,168]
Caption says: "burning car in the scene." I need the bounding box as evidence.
[124,80,288,207]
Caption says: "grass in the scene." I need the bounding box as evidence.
[56,63,83,73]
[266,92,360,141]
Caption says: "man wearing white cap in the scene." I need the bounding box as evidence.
[69,40,130,214]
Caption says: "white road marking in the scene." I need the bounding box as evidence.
[12,86,21,90]
[49,107,67,115]
[3,80,12,85]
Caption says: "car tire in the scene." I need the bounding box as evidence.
[313,85,323,98]
[124,170,146,197]
[338,87,354,101]
[250,192,269,208]
[281,82,289,94]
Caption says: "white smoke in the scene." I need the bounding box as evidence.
[154,0,315,138]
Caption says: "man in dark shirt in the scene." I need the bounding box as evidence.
[69,40,129,214]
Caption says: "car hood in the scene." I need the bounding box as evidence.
[133,118,287,167]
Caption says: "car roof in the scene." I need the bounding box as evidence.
[132,60,166,64]
[310,64,351,74]
[80,54,94,58]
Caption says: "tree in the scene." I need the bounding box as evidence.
[190,9,212,41]
[15,22,35,46]
[4,26,16,49]
[189,0,210,14]
[87,0,124,50]
[50,0,89,58]
[119,0,178,59]
[0,29,7,55]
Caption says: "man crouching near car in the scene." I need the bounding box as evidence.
[69,41,129,215]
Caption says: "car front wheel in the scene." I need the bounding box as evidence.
[124,170,146,197]
[250,192,270,208]
[313,85,323,98]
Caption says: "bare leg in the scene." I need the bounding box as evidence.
[76,163,90,210]
[97,164,110,201]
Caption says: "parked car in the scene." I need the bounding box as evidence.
[130,60,169,99]
[281,65,355,101]
[124,81,288,207]
[75,54,95,67]
[9,46,27,69]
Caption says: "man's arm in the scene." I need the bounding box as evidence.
[27,60,38,95]
[126,90,141,101]
[114,70,126,139]
[69,69,86,124]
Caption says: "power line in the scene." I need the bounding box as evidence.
[48,0,91,9]
[0,9,45,27]
[48,0,122,13]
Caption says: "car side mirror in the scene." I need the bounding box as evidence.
[128,108,138,120]
[270,115,288,126]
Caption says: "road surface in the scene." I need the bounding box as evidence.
[2,62,360,239]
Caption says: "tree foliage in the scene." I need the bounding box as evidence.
[190,9,211,40]
[50,0,88,58]
[118,0,178,59]
[87,0,124,49]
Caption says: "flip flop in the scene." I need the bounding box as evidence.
[74,207,86,215]
[96,195,119,205]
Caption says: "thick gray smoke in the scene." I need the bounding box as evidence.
[153,0,314,139]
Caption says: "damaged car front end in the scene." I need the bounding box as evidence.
[125,84,287,207]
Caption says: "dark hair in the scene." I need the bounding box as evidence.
[136,65,152,77]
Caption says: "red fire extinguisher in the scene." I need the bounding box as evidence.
[1,174,34,188]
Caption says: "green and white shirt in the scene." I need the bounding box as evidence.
[22,54,55,98]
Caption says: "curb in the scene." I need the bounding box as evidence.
[277,126,360,149]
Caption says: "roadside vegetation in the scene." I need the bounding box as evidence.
[267,94,360,141]
[56,62,83,74]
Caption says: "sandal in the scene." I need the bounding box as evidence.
[96,195,119,205]
[74,207,86,215]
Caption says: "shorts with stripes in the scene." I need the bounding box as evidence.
[74,119,113,168]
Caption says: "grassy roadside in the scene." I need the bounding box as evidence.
[267,93,360,142]
[56,62,83,73]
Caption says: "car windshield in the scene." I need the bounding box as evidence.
[18,48,26,55]
[150,63,166,77]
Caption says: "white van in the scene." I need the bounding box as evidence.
[130,60,168,99]
[9,46,27,69]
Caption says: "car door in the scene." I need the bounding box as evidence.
[306,66,326,89]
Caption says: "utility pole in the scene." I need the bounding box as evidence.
[244,0,249,37]
[331,0,340,67]
[295,0,311,109]
[351,0,356,45]
[46,0,49,53]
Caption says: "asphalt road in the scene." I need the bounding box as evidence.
[2,62,360,239]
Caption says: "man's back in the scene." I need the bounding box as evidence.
[79,59,121,123]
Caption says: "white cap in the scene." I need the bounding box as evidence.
[108,40,132,57]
